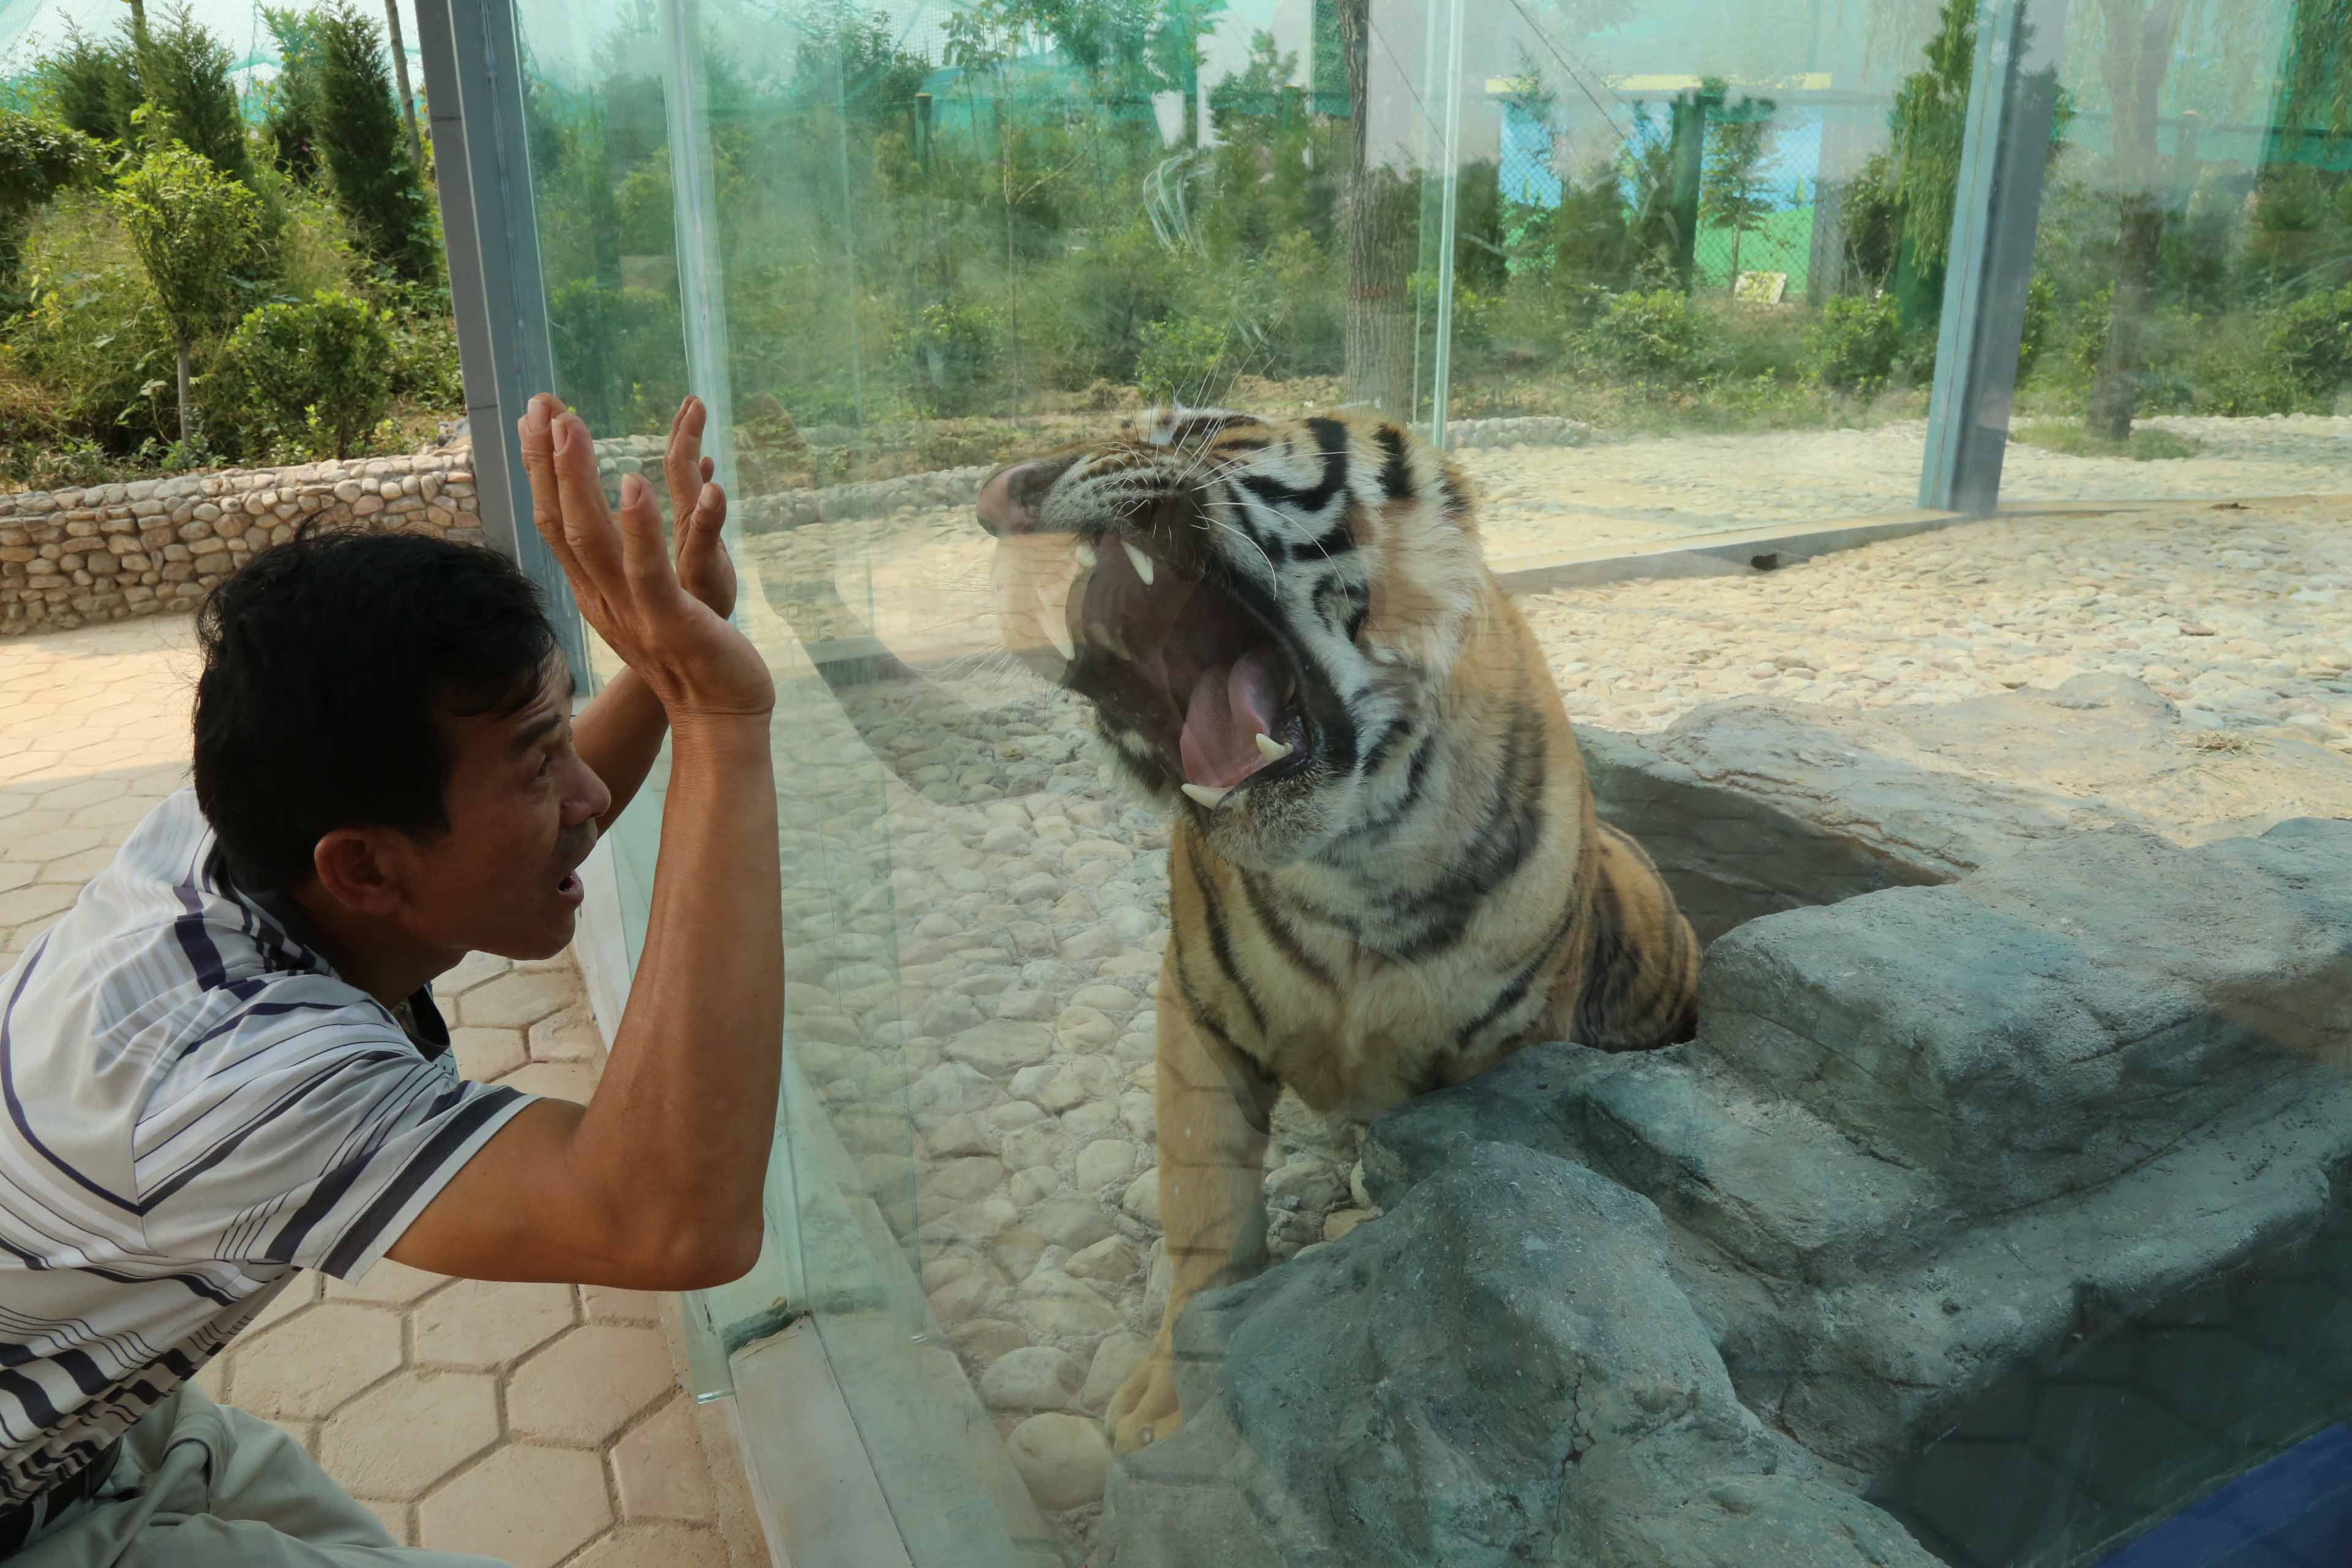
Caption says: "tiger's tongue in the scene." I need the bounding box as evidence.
[1179,649,1284,790]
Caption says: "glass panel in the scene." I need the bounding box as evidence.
[492,0,2352,1561]
[1997,3,2352,502]
[511,0,804,1398]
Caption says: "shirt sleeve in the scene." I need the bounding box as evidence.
[137,1011,538,1283]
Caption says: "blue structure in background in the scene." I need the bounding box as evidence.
[2097,1425,2352,1568]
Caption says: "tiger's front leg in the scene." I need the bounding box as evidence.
[1106,958,1278,1453]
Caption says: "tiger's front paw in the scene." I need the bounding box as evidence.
[1107,1352,1183,1454]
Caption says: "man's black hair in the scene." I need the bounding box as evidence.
[192,527,560,890]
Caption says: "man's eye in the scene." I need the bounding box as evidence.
[537,753,554,779]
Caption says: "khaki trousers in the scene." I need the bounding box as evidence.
[13,1385,504,1566]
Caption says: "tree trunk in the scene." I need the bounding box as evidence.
[1335,0,1413,415]
[383,0,424,175]
[173,328,193,450]
[2085,0,2191,443]
[1667,91,1707,292]
[1727,225,1744,295]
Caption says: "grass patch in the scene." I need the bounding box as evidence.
[2010,421,2204,460]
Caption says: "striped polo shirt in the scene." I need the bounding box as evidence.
[0,790,537,1507]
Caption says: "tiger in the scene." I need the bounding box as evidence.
[973,407,1700,1455]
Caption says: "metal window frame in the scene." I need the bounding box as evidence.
[417,0,589,689]
[1918,0,2072,516]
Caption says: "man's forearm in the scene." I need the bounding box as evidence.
[571,715,783,1264]
[575,669,669,832]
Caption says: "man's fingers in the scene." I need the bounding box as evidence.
[664,396,707,532]
[690,478,727,535]
[517,395,585,580]
[615,471,680,594]
[549,411,625,591]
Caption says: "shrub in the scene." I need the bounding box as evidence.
[221,288,394,459]
[1586,288,1719,383]
[2016,274,2054,377]
[373,278,464,409]
[1136,314,1232,405]
[548,277,687,432]
[9,196,184,449]
[0,110,108,291]
[898,298,1003,417]
[2274,282,2352,401]
[1808,292,1901,393]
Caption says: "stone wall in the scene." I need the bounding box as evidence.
[0,445,481,637]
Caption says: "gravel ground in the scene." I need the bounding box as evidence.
[738,456,2350,1556]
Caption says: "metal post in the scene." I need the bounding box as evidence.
[1918,0,2069,516]
[417,0,590,687]
[1426,0,1467,447]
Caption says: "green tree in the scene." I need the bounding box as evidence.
[313,0,437,279]
[259,6,325,183]
[110,140,265,446]
[33,4,256,187]
[1698,104,1782,294]
[36,23,137,145]
[132,2,256,186]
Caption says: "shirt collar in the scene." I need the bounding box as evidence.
[209,848,451,1062]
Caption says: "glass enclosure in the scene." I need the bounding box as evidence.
[464,0,2352,1561]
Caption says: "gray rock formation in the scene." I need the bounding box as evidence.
[1358,818,2352,1517]
[1583,674,2352,943]
[1100,1143,1937,1567]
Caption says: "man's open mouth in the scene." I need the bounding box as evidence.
[1044,534,1316,812]
[554,829,597,899]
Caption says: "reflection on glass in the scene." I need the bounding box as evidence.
[499,0,2352,1562]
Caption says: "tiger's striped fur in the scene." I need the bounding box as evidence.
[975,407,1698,1453]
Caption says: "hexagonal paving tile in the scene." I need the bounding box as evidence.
[318,1370,500,1499]
[417,1445,612,1568]
[37,847,116,884]
[570,1523,733,1568]
[456,970,576,1028]
[9,825,101,863]
[324,1258,448,1307]
[227,1302,404,1419]
[72,794,163,831]
[526,1005,603,1062]
[412,1279,576,1369]
[579,1285,664,1325]
[610,1396,715,1522]
[31,777,126,812]
[451,1027,527,1083]
[507,1324,678,1443]
[252,1272,323,1333]
[436,949,513,997]
[358,1498,413,1547]
[0,883,78,927]
[497,1060,601,1102]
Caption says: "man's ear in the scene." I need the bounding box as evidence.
[312,828,410,919]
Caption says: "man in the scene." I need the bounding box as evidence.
[0,393,780,1565]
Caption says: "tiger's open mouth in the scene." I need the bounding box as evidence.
[1044,533,1317,813]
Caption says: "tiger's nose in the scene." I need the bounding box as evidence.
[976,455,1077,537]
